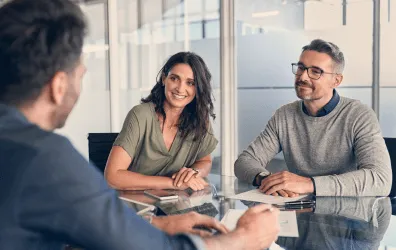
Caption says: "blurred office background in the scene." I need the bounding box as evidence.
[1,1,396,247]
[1,0,393,175]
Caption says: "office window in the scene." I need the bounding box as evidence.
[57,2,111,159]
[235,0,373,153]
[116,0,221,166]
[380,0,396,137]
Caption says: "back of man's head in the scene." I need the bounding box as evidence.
[0,0,87,106]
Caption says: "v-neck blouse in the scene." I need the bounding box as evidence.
[113,102,218,177]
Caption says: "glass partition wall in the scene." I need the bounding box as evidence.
[2,0,391,175]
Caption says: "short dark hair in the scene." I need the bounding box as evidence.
[0,0,87,105]
[142,52,216,141]
[302,39,345,73]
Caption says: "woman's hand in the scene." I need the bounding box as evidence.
[183,176,209,191]
[174,176,208,191]
[172,167,200,187]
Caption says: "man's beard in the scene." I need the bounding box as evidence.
[51,106,71,130]
[295,81,315,101]
[54,90,79,129]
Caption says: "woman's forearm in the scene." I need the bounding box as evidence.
[105,170,174,190]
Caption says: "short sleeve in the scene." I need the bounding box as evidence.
[113,109,141,159]
[196,122,218,160]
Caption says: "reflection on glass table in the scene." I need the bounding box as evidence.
[274,197,391,250]
[118,174,396,249]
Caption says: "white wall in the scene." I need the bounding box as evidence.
[56,3,110,159]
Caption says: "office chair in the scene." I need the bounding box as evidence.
[87,133,119,173]
[384,137,396,198]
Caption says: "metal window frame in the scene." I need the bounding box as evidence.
[373,0,380,118]
[220,0,237,176]
[108,0,121,132]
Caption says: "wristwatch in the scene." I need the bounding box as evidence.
[255,172,271,186]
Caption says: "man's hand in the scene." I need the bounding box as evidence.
[234,204,280,249]
[259,171,314,196]
[172,167,200,187]
[271,190,299,197]
[152,212,229,237]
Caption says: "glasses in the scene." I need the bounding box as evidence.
[291,63,338,80]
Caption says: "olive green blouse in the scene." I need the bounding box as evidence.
[113,102,218,177]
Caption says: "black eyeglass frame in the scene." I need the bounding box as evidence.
[291,63,339,80]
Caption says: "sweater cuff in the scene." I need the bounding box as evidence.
[253,173,260,186]
[310,176,316,195]
[234,156,268,184]
[312,176,335,196]
[245,169,263,186]
[253,172,272,186]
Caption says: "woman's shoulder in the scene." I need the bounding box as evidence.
[129,102,155,119]
[195,121,217,141]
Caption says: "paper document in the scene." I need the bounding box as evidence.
[228,189,307,204]
[221,209,299,237]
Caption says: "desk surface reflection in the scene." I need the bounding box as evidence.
[119,174,396,250]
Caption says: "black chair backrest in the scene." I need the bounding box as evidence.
[384,137,396,197]
[392,197,396,215]
[88,133,118,173]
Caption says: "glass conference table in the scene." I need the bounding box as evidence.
[119,174,396,250]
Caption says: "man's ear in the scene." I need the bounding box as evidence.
[49,71,68,105]
[334,74,343,88]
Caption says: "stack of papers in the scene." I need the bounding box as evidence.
[221,209,299,237]
[228,189,307,204]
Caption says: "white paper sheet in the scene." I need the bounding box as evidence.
[220,209,299,237]
[228,189,307,204]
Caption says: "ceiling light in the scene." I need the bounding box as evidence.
[252,10,280,18]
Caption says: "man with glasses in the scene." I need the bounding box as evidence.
[235,39,392,197]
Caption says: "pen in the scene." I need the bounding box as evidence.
[283,200,315,206]
[275,202,315,209]
[284,203,315,208]
[279,204,315,211]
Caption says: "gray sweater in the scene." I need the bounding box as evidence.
[234,97,392,196]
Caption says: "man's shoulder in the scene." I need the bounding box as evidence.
[0,126,87,186]
[338,96,374,116]
[40,131,75,153]
[339,96,366,107]
[275,100,301,116]
[24,126,74,154]
[20,130,96,186]
[1,123,73,154]
[36,132,86,169]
